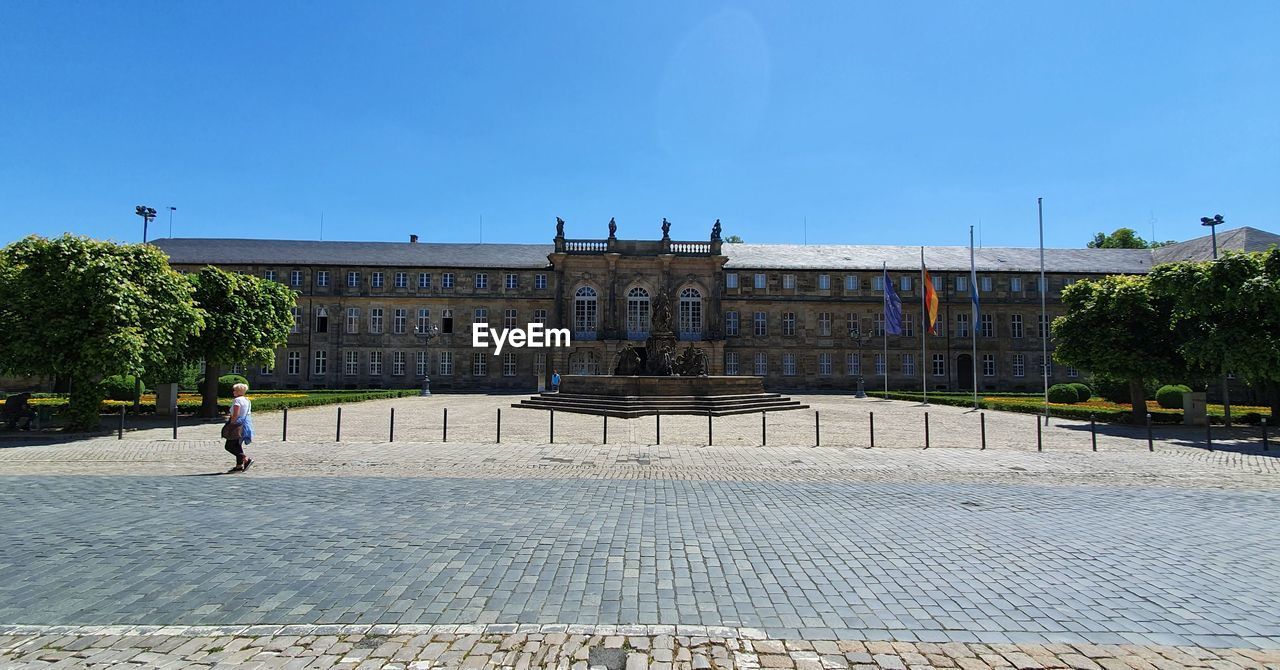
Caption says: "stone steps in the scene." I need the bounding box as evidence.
[512,392,809,418]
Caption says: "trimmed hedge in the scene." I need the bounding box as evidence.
[1155,384,1192,409]
[100,375,143,401]
[1068,383,1092,401]
[1047,384,1080,404]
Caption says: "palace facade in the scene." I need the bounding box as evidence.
[151,222,1279,393]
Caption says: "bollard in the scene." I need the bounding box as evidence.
[443,407,448,442]
[172,407,178,440]
[1036,416,1042,451]
[1262,418,1269,451]
[761,411,766,447]
[869,411,875,449]
[1146,413,1153,452]
[118,404,125,440]
[283,406,289,441]
[656,410,661,445]
[336,406,342,442]
[550,409,555,444]
[980,412,986,450]
[603,414,608,444]
[496,408,501,444]
[708,410,713,446]
[815,411,821,447]
[1206,420,1213,452]
[1090,413,1097,451]
[923,411,930,449]
[389,407,395,442]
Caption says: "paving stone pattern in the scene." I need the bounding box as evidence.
[1,475,1277,649]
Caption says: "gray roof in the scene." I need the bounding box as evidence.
[1151,227,1280,264]
[152,238,555,269]
[722,244,1155,274]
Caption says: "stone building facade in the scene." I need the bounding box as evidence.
[153,221,1259,394]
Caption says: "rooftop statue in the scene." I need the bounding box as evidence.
[608,217,617,239]
[711,219,721,241]
[556,217,565,238]
[661,218,671,239]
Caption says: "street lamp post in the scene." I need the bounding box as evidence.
[849,325,873,399]
[1200,214,1231,427]
[135,205,157,244]
[414,323,441,396]
[167,206,177,237]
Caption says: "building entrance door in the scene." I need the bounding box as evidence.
[956,354,973,391]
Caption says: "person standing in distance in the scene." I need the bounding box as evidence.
[551,369,561,393]
[224,383,256,472]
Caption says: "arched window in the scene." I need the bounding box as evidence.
[570,350,601,375]
[626,287,650,340]
[574,286,598,340]
[678,287,702,340]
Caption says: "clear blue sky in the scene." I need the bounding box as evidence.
[2,2,1276,249]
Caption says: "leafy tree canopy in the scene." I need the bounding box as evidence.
[1087,228,1148,249]
[724,234,744,243]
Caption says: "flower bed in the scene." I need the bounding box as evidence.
[27,390,420,416]
[877,391,1271,424]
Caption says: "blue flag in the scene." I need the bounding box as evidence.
[970,270,980,325]
[883,267,902,335]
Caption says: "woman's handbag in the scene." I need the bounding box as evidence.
[221,420,243,441]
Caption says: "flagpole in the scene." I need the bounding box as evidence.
[1039,197,1049,424]
[920,247,928,406]
[970,225,978,409]
[883,261,889,399]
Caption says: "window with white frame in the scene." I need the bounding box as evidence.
[782,312,796,336]
[393,351,406,376]
[574,286,598,336]
[818,352,832,376]
[932,353,945,377]
[818,274,830,290]
[874,312,885,337]
[724,311,739,336]
[231,363,243,375]
[416,308,430,333]
[753,352,767,375]
[725,273,738,288]
[1013,353,1025,377]
[872,275,884,291]
[369,308,384,334]
[287,351,300,375]
[472,352,487,376]
[980,313,993,338]
[504,309,517,329]
[932,274,943,291]
[313,350,327,375]
[1039,314,1050,339]
[902,353,915,376]
[371,272,384,289]
[369,351,383,375]
[1010,277,1022,292]
[441,308,453,333]
[753,273,766,289]
[626,287,650,338]
[980,276,992,292]
[782,353,797,376]
[505,273,518,290]
[900,276,912,292]
[473,307,487,328]
[846,353,860,376]
[438,351,453,375]
[725,352,739,375]
[394,272,408,288]
[818,312,832,337]
[533,309,547,324]
[503,352,517,376]
[956,275,967,292]
[845,275,858,291]
[290,270,302,287]
[1010,314,1024,338]
[315,307,328,333]
[875,353,886,376]
[346,308,359,334]
[474,273,488,289]
[956,313,969,337]
[442,273,455,289]
[291,307,301,333]
[1039,356,1052,377]
[416,351,428,377]
[534,352,546,376]
[678,287,703,338]
[535,274,547,289]
[347,271,360,288]
[260,361,273,374]
[753,311,767,336]
[418,272,431,289]
[265,270,277,282]
[393,308,407,334]
[782,274,796,289]
[1037,276,1048,292]
[316,271,329,287]
[983,354,996,377]
[903,312,915,337]
[1067,366,1079,378]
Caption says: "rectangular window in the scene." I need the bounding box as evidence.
[316,271,329,287]
[418,272,432,289]
[439,351,453,375]
[725,273,738,288]
[980,276,992,292]
[956,313,969,337]
[264,270,277,282]
[393,351,406,376]
[1011,314,1024,339]
[782,353,797,376]
[725,311,739,336]
[1037,276,1048,293]
[347,271,360,288]
[504,309,518,329]
[817,312,832,337]
[753,273,766,289]
[902,353,915,376]
[782,312,796,336]
[290,270,302,287]
[875,353,886,376]
[369,308,384,334]
[725,352,739,375]
[442,273,455,289]
[844,275,858,291]
[291,307,301,334]
[535,352,546,375]
[818,274,830,290]
[505,273,518,290]
[782,274,796,289]
[932,353,945,377]
[371,272,384,289]
[475,273,488,289]
[846,353,860,376]
[1013,354,1025,378]
[503,352,517,377]
[535,274,547,290]
[1010,277,1022,292]
[753,312,767,336]
[473,307,488,327]
[753,352,767,376]
[394,272,408,288]
[872,275,884,291]
[313,350,327,375]
[416,351,428,377]
[369,351,383,375]
[346,307,359,334]
[956,276,967,292]
[903,312,915,337]
[287,351,300,375]
[1040,356,1052,377]
[1067,366,1079,378]
[441,308,453,334]
[983,354,996,377]
[874,312,885,337]
[533,309,547,324]
[1039,314,1050,339]
[818,352,832,376]
[932,275,943,291]
[980,313,993,338]
[393,308,407,334]
[900,276,912,292]
[416,308,430,334]
[315,308,328,333]
[472,352,487,376]
[345,351,359,376]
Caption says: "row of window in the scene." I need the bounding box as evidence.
[721,352,1077,378]
[261,350,546,378]
[725,272,1068,294]
[574,286,704,338]
[293,307,550,335]
[265,269,550,291]
[723,311,1053,338]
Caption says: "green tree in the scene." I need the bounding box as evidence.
[724,234,744,243]
[1051,275,1184,421]
[1087,228,1149,249]
[187,266,296,417]
[0,235,202,430]
[1149,249,1280,416]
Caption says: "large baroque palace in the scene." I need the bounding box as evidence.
[153,222,1278,393]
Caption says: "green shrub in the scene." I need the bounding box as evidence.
[1155,384,1192,409]
[1048,384,1080,404]
[197,374,249,397]
[1068,383,1092,401]
[100,375,142,401]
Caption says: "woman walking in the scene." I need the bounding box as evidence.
[223,383,255,473]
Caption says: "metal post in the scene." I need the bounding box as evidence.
[550,409,555,444]
[603,414,608,444]
[389,407,395,442]
[980,412,986,450]
[336,406,342,442]
[1036,416,1042,451]
[118,404,125,439]
[496,408,501,444]
[815,411,820,447]
[172,406,178,440]
[1090,414,1097,451]
[761,411,766,446]
[1262,418,1269,451]
[656,410,661,445]
[923,411,930,449]
[869,411,875,448]
[283,406,288,441]
[1206,419,1213,451]
[443,407,448,442]
[708,410,713,446]
[1146,413,1154,451]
